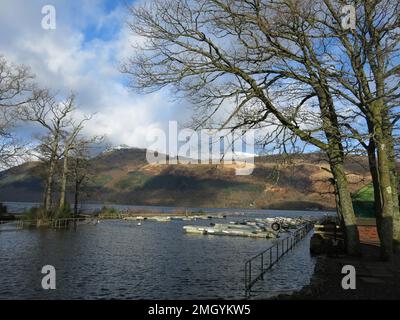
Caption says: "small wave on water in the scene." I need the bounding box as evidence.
[0,206,326,299]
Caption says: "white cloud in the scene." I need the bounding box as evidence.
[0,0,192,149]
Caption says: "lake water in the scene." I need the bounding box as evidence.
[0,204,329,300]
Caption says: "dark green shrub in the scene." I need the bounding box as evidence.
[54,203,73,219]
[99,206,120,219]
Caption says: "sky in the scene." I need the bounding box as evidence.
[0,0,193,150]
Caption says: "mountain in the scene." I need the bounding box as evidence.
[0,148,373,211]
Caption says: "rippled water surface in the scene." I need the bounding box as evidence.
[0,209,324,299]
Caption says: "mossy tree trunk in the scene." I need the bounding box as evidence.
[43,136,60,218]
[59,154,68,210]
[319,91,360,256]
[329,156,361,255]
[371,102,394,260]
[383,119,400,253]
[366,134,382,240]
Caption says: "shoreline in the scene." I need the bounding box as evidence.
[1,201,337,215]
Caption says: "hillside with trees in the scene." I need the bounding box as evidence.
[0,148,376,210]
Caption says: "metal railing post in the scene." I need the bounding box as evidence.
[270,248,272,267]
[245,262,248,297]
[249,260,251,292]
[261,254,264,280]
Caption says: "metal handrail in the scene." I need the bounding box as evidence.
[244,222,314,297]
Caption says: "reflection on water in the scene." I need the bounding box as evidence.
[0,210,323,300]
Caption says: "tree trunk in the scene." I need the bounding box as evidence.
[390,174,400,253]
[333,179,343,224]
[366,140,382,239]
[43,135,60,218]
[330,160,361,255]
[390,165,400,253]
[44,157,56,217]
[317,90,360,256]
[332,178,348,241]
[373,109,394,260]
[59,154,68,209]
[74,180,79,218]
[384,126,400,253]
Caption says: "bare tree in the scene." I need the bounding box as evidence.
[22,92,76,217]
[0,55,36,168]
[58,114,92,210]
[123,0,362,254]
[292,0,400,258]
[69,136,103,219]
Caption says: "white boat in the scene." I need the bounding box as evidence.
[183,225,207,234]
[148,216,171,222]
[183,223,278,238]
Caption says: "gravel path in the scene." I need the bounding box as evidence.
[275,244,400,300]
